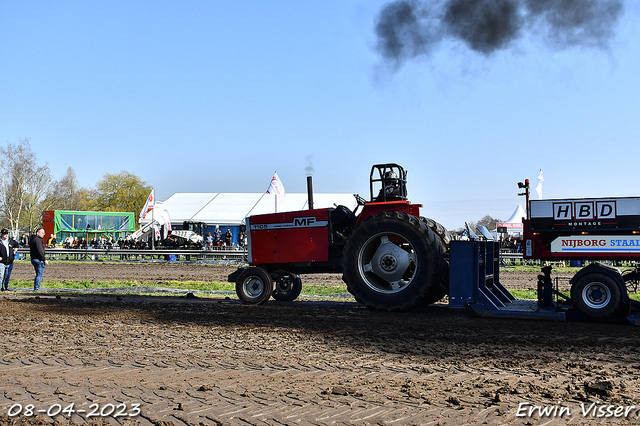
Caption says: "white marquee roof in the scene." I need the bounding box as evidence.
[152,193,358,226]
[505,205,526,224]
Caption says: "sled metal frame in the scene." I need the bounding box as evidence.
[449,240,640,325]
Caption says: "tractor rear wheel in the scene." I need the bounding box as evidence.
[421,217,451,300]
[342,211,443,311]
[421,217,451,247]
[571,273,621,318]
[235,267,274,305]
[273,273,303,302]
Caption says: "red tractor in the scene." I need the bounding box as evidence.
[229,164,450,311]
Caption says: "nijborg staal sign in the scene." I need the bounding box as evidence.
[551,235,640,253]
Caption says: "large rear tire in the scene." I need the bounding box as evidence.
[571,273,621,318]
[421,217,451,300]
[421,217,451,247]
[235,267,274,305]
[342,211,443,311]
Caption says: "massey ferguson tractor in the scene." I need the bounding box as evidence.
[229,165,639,324]
[229,163,450,311]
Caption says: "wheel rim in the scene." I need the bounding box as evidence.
[242,275,265,300]
[276,280,292,294]
[582,281,612,310]
[357,232,417,294]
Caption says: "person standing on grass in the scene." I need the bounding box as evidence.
[29,228,49,291]
[0,229,19,291]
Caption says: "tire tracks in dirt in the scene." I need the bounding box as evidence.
[1,265,639,425]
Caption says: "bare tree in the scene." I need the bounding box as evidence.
[47,167,87,211]
[0,139,53,233]
[23,163,54,232]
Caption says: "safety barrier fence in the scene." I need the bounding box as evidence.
[500,251,527,266]
[15,247,526,265]
[15,247,248,262]
[18,248,625,269]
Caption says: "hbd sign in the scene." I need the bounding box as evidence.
[553,201,616,221]
[530,197,640,231]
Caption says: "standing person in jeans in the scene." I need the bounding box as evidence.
[29,228,49,291]
[0,229,19,291]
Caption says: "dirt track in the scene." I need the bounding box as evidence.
[1,262,639,425]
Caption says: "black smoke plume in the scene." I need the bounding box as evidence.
[524,0,624,48]
[374,0,624,67]
[444,0,522,54]
[374,1,444,63]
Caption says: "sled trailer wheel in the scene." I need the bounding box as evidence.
[571,273,621,318]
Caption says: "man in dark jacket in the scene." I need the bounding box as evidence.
[0,228,19,291]
[29,228,49,291]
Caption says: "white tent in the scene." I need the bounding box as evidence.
[148,192,358,228]
[505,205,526,224]
[154,193,218,223]
[496,205,526,237]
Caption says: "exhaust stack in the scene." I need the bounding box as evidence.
[307,175,314,210]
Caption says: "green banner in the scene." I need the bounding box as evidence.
[54,210,135,233]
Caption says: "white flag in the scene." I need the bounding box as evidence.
[162,210,172,239]
[140,189,155,219]
[266,172,285,196]
[536,169,544,199]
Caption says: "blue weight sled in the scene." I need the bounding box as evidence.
[448,240,640,325]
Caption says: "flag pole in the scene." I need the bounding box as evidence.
[266,171,284,213]
[151,187,155,250]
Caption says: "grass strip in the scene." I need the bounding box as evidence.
[7,279,349,297]
[7,279,639,301]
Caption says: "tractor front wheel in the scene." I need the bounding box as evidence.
[273,273,303,302]
[342,211,443,311]
[235,267,274,305]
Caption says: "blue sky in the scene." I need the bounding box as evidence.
[1,1,639,230]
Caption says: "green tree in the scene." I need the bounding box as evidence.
[91,171,152,218]
[76,188,95,211]
[453,215,503,237]
[475,215,502,230]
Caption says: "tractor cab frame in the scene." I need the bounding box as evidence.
[369,163,408,202]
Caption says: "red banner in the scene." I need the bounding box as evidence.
[497,222,523,229]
